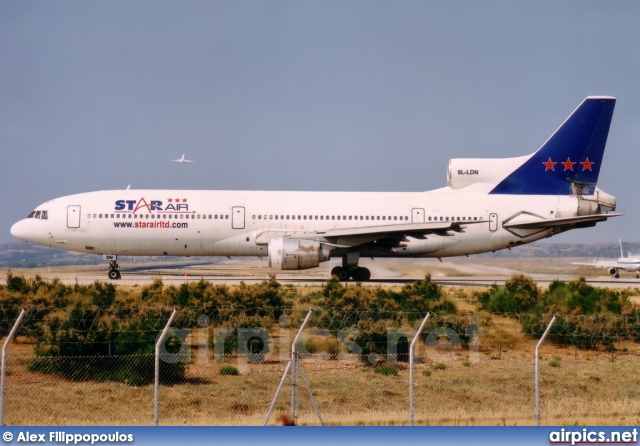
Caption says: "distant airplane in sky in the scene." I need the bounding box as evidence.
[172,154,194,164]
[11,97,622,281]
[573,239,640,278]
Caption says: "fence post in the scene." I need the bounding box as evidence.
[409,312,430,426]
[154,308,178,426]
[291,309,313,424]
[535,314,556,426]
[1,308,26,426]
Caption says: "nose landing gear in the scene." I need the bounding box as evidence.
[106,257,121,280]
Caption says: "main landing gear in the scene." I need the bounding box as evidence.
[107,259,121,280]
[331,266,371,281]
[331,252,371,281]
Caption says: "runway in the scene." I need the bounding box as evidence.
[1,256,639,288]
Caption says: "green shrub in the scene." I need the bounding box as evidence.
[219,365,239,376]
[374,365,398,376]
[549,360,560,368]
[422,369,432,377]
[434,362,447,370]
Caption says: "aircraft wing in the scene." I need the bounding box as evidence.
[573,260,619,268]
[503,213,624,230]
[256,220,484,248]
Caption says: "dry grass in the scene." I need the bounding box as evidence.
[4,339,640,426]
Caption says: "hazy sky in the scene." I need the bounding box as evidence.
[1,1,639,245]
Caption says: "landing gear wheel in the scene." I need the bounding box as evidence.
[636,272,640,279]
[615,273,620,279]
[330,266,350,281]
[108,269,121,280]
[350,267,371,281]
[338,269,350,281]
[358,267,371,281]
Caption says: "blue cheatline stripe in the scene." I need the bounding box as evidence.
[490,97,616,195]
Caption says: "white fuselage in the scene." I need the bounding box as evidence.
[11,187,584,259]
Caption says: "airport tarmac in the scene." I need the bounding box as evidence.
[1,257,639,288]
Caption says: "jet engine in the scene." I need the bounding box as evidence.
[608,267,618,275]
[268,238,331,270]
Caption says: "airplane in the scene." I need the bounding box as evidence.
[11,96,623,281]
[573,239,640,279]
[172,154,194,164]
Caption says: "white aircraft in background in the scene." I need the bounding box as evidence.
[573,239,640,278]
[172,154,194,164]
[11,97,622,281]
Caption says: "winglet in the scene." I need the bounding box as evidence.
[490,97,616,195]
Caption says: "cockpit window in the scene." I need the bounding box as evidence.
[41,211,48,220]
[34,211,41,219]
[28,211,36,218]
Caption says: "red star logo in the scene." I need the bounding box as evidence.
[561,157,576,171]
[132,197,152,214]
[543,157,557,171]
[182,198,188,203]
[167,198,173,203]
[580,158,595,171]
[175,198,180,202]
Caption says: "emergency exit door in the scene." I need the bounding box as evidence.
[489,213,498,232]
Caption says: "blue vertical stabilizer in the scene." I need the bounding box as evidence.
[490,97,616,195]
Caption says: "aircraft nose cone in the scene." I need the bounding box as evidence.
[10,220,28,241]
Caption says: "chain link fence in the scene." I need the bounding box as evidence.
[1,307,640,426]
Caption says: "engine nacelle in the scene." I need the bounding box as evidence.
[608,267,618,275]
[447,156,528,190]
[268,238,331,270]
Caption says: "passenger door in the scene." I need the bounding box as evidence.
[232,206,245,229]
[412,208,425,223]
[67,205,81,228]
